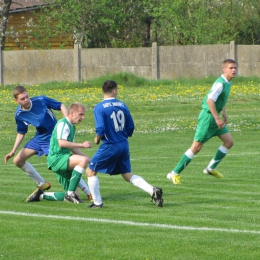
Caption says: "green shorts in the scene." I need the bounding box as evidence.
[194,109,229,143]
[47,153,72,191]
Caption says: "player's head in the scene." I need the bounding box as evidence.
[222,59,236,80]
[68,102,86,124]
[13,85,31,109]
[102,80,118,96]
[13,85,27,99]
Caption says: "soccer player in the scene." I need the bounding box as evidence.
[85,80,163,208]
[167,59,237,184]
[27,102,93,203]
[4,86,90,201]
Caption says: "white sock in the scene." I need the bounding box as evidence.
[88,176,102,205]
[21,161,45,186]
[78,178,91,195]
[185,149,195,159]
[130,175,154,196]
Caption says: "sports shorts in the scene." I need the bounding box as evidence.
[24,138,49,157]
[194,109,229,143]
[47,153,72,191]
[88,140,131,175]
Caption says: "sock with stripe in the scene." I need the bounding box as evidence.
[173,149,195,174]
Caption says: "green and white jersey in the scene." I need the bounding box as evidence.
[48,117,75,162]
[202,75,232,113]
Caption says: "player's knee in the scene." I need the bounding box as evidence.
[86,167,96,177]
[226,140,234,149]
[80,156,90,168]
[13,157,25,168]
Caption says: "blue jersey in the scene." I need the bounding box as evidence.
[14,95,62,141]
[94,98,134,144]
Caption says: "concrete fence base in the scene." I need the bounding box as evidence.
[1,41,259,85]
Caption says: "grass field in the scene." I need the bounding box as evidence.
[0,74,260,260]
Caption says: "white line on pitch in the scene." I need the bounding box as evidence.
[1,151,259,167]
[0,210,260,235]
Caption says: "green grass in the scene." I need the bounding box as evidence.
[0,73,260,260]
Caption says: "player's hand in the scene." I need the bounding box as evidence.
[215,118,225,129]
[4,151,15,164]
[82,141,92,148]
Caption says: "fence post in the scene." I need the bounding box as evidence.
[230,41,236,60]
[74,44,81,82]
[151,42,159,80]
[0,46,3,85]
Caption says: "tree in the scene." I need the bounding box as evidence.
[30,0,150,48]
[10,0,260,49]
[144,0,260,45]
[0,0,12,49]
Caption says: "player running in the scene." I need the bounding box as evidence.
[167,59,236,184]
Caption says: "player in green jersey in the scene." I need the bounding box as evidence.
[167,59,237,184]
[27,102,93,203]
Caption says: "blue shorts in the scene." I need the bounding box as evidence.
[89,140,131,175]
[24,138,49,157]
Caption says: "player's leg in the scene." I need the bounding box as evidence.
[119,141,163,207]
[204,132,234,177]
[123,172,154,194]
[78,178,93,201]
[167,141,203,184]
[86,168,103,207]
[26,190,66,202]
[87,143,118,208]
[167,110,210,184]
[14,148,50,188]
[65,154,90,203]
[122,172,163,207]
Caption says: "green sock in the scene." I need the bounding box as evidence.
[68,169,82,192]
[43,192,65,201]
[173,154,192,174]
[208,149,227,169]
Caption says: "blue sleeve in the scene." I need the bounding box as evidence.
[94,105,105,137]
[15,118,28,134]
[42,96,62,110]
[125,107,135,137]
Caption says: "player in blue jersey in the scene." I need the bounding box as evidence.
[167,59,237,184]
[85,80,163,208]
[4,86,90,202]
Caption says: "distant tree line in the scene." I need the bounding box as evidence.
[1,0,260,49]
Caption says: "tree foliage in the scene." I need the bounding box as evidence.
[0,0,12,49]
[2,0,260,49]
[145,0,260,45]
[30,0,149,49]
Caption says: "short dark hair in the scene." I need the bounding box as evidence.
[102,80,117,93]
[222,59,236,67]
[13,86,27,99]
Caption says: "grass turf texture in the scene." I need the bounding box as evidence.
[0,73,260,260]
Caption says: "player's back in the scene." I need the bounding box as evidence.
[94,98,134,144]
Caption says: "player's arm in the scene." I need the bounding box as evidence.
[58,139,92,150]
[60,103,68,117]
[206,99,225,129]
[93,106,103,145]
[4,133,25,163]
[94,135,101,144]
[125,109,135,137]
[222,107,228,124]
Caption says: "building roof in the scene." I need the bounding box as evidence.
[10,0,45,11]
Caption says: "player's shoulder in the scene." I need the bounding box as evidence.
[31,95,44,100]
